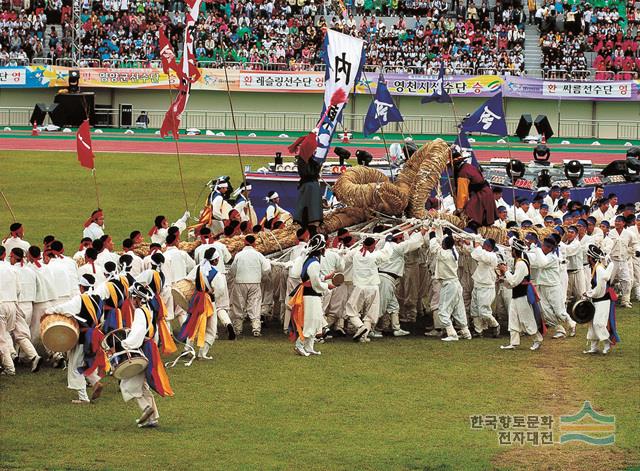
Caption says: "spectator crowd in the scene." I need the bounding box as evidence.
[536,0,639,80]
[0,0,637,81]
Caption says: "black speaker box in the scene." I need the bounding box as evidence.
[515,114,532,140]
[534,114,554,140]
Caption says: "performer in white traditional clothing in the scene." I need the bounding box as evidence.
[470,238,500,337]
[562,226,586,306]
[119,282,174,428]
[263,191,291,230]
[233,182,258,226]
[180,248,229,359]
[121,238,144,276]
[373,229,424,337]
[289,235,334,356]
[82,209,105,241]
[499,239,544,351]
[229,235,270,336]
[2,222,30,254]
[148,211,190,246]
[583,245,619,354]
[0,247,20,375]
[429,229,472,341]
[630,215,640,301]
[344,237,391,342]
[280,228,309,335]
[162,233,195,322]
[607,215,634,308]
[207,179,233,235]
[47,240,80,303]
[8,248,41,370]
[527,237,576,339]
[47,274,106,403]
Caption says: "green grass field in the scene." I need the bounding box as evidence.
[0,151,639,471]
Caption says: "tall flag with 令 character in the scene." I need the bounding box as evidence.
[290,30,365,163]
[420,62,452,104]
[461,92,508,137]
[76,119,95,170]
[160,0,202,140]
[363,75,404,137]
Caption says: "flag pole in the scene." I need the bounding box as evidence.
[166,67,190,212]
[361,70,393,178]
[91,168,101,209]
[220,45,247,189]
[501,93,517,222]
[0,188,16,222]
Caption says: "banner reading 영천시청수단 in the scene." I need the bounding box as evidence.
[0,65,638,101]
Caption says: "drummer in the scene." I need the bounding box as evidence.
[47,274,107,404]
[120,282,174,428]
[583,245,620,355]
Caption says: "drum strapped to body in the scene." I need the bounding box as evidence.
[570,299,596,324]
[172,279,196,311]
[40,314,79,352]
[101,328,149,380]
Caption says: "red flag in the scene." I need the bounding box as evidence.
[159,27,179,76]
[76,120,95,169]
[160,85,188,140]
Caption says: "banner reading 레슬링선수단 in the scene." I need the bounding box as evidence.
[0,65,638,100]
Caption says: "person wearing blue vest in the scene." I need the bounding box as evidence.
[499,238,545,351]
[289,234,335,356]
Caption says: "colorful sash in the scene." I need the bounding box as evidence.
[178,267,216,347]
[140,306,174,397]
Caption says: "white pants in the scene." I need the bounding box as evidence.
[303,295,324,340]
[324,282,352,330]
[437,279,468,329]
[507,295,543,346]
[587,299,611,342]
[610,258,632,304]
[0,302,17,373]
[538,284,575,335]
[345,286,380,331]
[67,343,100,399]
[470,285,499,333]
[13,302,38,360]
[230,283,262,333]
[566,270,586,305]
[379,274,402,330]
[632,256,640,299]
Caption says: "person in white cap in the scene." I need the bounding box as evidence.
[208,178,232,235]
[233,182,258,226]
[46,273,106,403]
[428,227,472,342]
[148,211,190,246]
[263,191,291,230]
[229,235,271,336]
[498,238,544,351]
[583,244,619,354]
[469,237,501,338]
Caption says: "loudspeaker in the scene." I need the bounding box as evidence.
[29,103,54,126]
[68,69,80,93]
[534,114,554,140]
[515,114,532,140]
[600,160,627,177]
[52,92,95,126]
